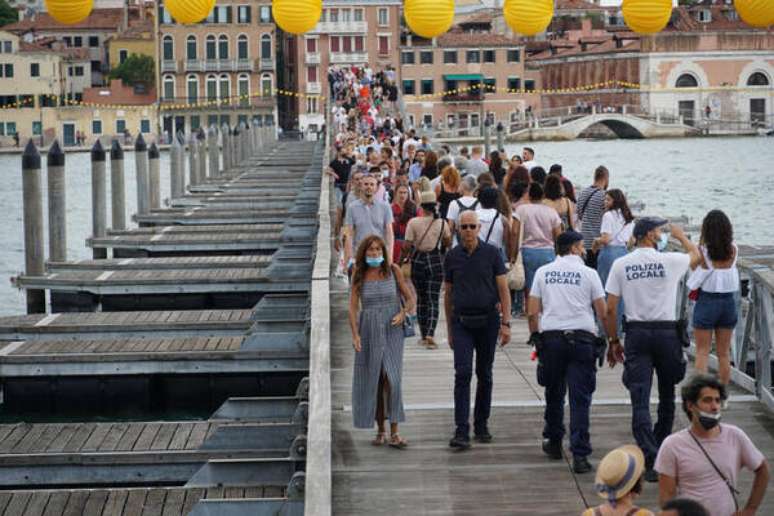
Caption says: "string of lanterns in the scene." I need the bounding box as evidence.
[43,0,773,34]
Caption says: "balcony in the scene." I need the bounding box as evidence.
[259,58,275,71]
[203,59,237,72]
[310,21,367,34]
[329,52,368,65]
[160,96,276,111]
[184,60,203,72]
[307,82,321,95]
[305,53,321,65]
[236,58,254,72]
[443,92,484,103]
[161,60,178,73]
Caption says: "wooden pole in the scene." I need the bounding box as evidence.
[91,140,107,259]
[188,132,198,187]
[110,139,126,230]
[197,128,207,181]
[170,133,183,199]
[21,140,45,314]
[134,134,149,216]
[148,142,161,210]
[46,140,67,263]
[221,123,231,174]
[208,126,219,178]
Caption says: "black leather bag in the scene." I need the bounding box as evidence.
[458,312,491,330]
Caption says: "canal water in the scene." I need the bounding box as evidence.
[0,136,772,316]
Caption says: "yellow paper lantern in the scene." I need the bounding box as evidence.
[404,0,455,38]
[734,0,774,28]
[503,0,553,36]
[622,0,672,34]
[273,0,322,34]
[45,0,94,25]
[165,0,216,25]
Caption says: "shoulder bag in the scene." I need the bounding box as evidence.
[400,218,436,281]
[508,212,526,291]
[687,430,740,512]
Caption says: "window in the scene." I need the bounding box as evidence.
[116,120,126,134]
[210,6,233,23]
[329,9,338,22]
[5,122,15,135]
[445,79,457,92]
[74,37,82,47]
[354,9,364,22]
[219,74,230,100]
[466,50,480,63]
[420,79,433,95]
[238,75,250,106]
[378,36,389,55]
[402,79,415,95]
[307,65,318,82]
[306,38,317,53]
[401,51,415,65]
[92,120,102,134]
[261,74,272,96]
[30,63,39,77]
[238,114,248,126]
[675,74,698,88]
[91,60,101,73]
[206,75,217,100]
[507,49,521,62]
[119,49,128,64]
[261,34,271,59]
[341,9,350,22]
[1,41,10,53]
[343,36,352,53]
[330,37,340,53]
[420,51,433,65]
[354,36,364,52]
[3,64,13,78]
[32,121,42,136]
[378,8,388,26]
[507,77,521,91]
[74,66,84,77]
[190,116,201,130]
[163,75,175,100]
[422,114,432,128]
[163,36,174,60]
[259,6,271,23]
[208,115,219,128]
[524,79,535,92]
[238,5,251,24]
[483,77,496,93]
[747,72,770,86]
[187,75,199,103]
[89,36,99,48]
[698,9,711,23]
[206,35,216,60]
[306,97,318,114]
[187,36,197,60]
[238,35,248,59]
[483,50,495,63]
[218,35,229,59]
[140,120,150,134]
[443,50,457,64]
[64,37,72,47]
[160,7,172,24]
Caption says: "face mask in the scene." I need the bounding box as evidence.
[697,410,721,430]
[365,256,384,268]
[381,170,389,179]
[656,233,669,252]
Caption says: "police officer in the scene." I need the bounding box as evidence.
[605,217,699,482]
[527,230,608,474]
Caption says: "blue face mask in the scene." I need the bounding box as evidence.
[657,233,669,252]
[365,256,384,268]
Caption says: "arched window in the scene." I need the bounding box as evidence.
[261,73,272,96]
[206,35,216,61]
[186,36,197,61]
[187,75,198,103]
[219,74,230,100]
[162,35,174,61]
[238,74,250,106]
[206,74,217,101]
[238,35,249,60]
[163,75,175,100]
[261,34,271,60]
[747,72,770,86]
[218,35,229,60]
[675,74,698,88]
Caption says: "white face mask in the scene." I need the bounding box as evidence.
[657,233,669,252]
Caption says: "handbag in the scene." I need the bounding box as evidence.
[509,212,526,291]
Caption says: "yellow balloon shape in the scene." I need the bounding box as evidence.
[734,0,774,28]
[273,0,323,35]
[503,0,553,36]
[622,0,673,34]
[165,0,216,25]
[405,0,455,39]
[44,0,94,25]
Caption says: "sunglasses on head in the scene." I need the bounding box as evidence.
[460,224,478,230]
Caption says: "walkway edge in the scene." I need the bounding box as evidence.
[305,134,333,516]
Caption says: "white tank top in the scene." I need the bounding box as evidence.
[687,244,739,293]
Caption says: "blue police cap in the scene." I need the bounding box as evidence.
[556,230,584,247]
[633,216,668,239]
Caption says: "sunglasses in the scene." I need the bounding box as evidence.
[459,224,478,230]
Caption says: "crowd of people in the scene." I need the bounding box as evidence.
[325,69,769,515]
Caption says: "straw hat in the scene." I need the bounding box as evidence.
[420,190,437,205]
[595,445,645,503]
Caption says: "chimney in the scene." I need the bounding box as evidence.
[581,17,592,37]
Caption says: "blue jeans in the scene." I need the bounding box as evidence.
[597,245,628,335]
[522,247,556,292]
[451,313,500,438]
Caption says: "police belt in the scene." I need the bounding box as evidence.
[624,320,679,330]
[542,329,597,341]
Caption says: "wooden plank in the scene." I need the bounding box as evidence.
[115,424,144,452]
[121,490,148,516]
[184,422,211,450]
[167,423,194,451]
[98,423,129,452]
[4,492,32,516]
[81,423,113,451]
[62,491,89,516]
[0,493,12,514]
[160,489,185,516]
[180,488,205,515]
[140,489,166,516]
[62,423,96,452]
[101,490,128,516]
[132,423,162,451]
[20,492,50,516]
[204,487,224,499]
[223,488,244,499]
[244,487,262,499]
[82,491,110,516]
[45,424,78,452]
[149,423,177,451]
[0,424,31,453]
[15,424,55,454]
[41,492,70,516]
[0,425,19,445]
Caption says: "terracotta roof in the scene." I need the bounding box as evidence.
[556,0,607,11]
[19,41,90,60]
[5,8,131,32]
[667,5,759,32]
[108,19,154,41]
[457,10,494,25]
[437,30,516,47]
[528,36,640,61]
[82,80,157,106]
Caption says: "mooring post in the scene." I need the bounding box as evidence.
[170,133,183,199]
[244,123,251,158]
[483,121,491,156]
[221,124,231,174]
[177,131,187,193]
[197,128,207,181]
[110,139,126,230]
[46,140,67,263]
[134,134,149,216]
[21,140,45,313]
[91,140,107,259]
[148,142,160,210]
[496,122,504,151]
[188,132,199,187]
[208,126,219,178]
[232,126,241,165]
[238,122,247,162]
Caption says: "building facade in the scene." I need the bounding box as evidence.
[158,0,277,137]
[279,0,402,132]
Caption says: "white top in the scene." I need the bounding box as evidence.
[686,244,740,294]
[403,138,419,158]
[476,207,506,252]
[522,160,539,171]
[605,247,691,321]
[600,210,634,247]
[530,255,605,334]
[446,196,478,226]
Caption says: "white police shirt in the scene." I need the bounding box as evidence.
[605,247,690,322]
[530,255,605,334]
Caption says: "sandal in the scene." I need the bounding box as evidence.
[371,432,387,446]
[389,433,408,449]
[425,337,438,349]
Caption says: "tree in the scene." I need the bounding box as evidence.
[108,54,155,88]
[0,0,17,27]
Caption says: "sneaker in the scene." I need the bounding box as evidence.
[643,467,659,483]
[542,439,563,460]
[474,429,493,443]
[449,435,471,450]
[573,456,593,474]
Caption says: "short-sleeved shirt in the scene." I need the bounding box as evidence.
[444,240,507,315]
[605,248,690,321]
[329,156,355,191]
[655,425,765,516]
[600,210,634,247]
[446,196,478,227]
[577,186,607,249]
[476,207,506,252]
[405,217,447,252]
[530,255,605,334]
[514,203,561,249]
[465,158,488,178]
[345,199,393,253]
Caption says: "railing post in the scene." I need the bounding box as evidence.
[188,132,199,187]
[110,139,126,230]
[208,126,219,178]
[170,133,183,199]
[197,128,207,181]
[753,279,773,400]
[90,140,107,259]
[46,140,67,263]
[134,134,150,217]
[21,140,45,313]
[221,123,231,174]
[496,122,504,151]
[148,142,161,210]
[233,126,241,165]
[483,122,491,156]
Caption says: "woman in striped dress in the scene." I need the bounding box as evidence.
[349,235,415,448]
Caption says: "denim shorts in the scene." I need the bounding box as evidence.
[693,291,738,330]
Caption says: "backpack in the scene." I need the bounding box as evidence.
[454,199,480,239]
